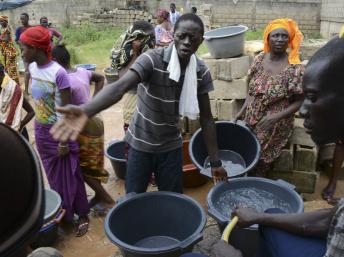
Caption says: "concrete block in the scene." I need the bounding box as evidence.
[216,56,249,81]
[203,59,218,80]
[209,78,248,100]
[202,53,212,59]
[289,118,316,147]
[268,170,318,194]
[244,40,264,58]
[210,99,218,119]
[217,99,244,121]
[188,118,201,135]
[294,145,318,172]
[273,144,294,172]
[318,143,336,163]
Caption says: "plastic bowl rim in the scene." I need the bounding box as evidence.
[105,140,127,162]
[204,25,249,40]
[188,120,261,176]
[74,63,97,69]
[43,189,62,221]
[104,191,207,253]
[207,177,304,229]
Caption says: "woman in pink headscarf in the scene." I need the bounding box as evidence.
[155,9,173,47]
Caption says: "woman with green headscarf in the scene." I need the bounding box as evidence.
[111,20,155,133]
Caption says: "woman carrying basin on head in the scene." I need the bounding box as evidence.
[235,19,304,177]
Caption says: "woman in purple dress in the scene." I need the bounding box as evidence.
[19,26,89,237]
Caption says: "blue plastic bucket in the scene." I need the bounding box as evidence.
[75,64,97,71]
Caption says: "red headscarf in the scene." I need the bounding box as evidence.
[19,26,52,60]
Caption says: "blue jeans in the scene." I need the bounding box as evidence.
[255,209,327,257]
[125,146,183,194]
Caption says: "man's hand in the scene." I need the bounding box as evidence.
[211,240,243,257]
[50,105,88,142]
[232,207,261,228]
[211,166,228,184]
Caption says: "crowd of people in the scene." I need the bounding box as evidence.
[1,2,344,257]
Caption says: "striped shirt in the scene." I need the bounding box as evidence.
[325,198,344,257]
[125,44,213,153]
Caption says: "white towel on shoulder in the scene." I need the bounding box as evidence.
[167,45,199,120]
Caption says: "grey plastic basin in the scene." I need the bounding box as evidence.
[44,189,61,223]
[204,25,248,58]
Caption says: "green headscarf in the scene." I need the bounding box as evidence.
[111,25,155,71]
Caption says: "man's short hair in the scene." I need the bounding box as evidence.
[21,12,29,18]
[174,13,204,35]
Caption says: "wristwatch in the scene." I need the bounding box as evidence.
[210,160,222,168]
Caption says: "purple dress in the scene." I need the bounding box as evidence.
[68,68,92,105]
[29,61,89,220]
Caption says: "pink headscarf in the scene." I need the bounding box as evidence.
[157,9,170,21]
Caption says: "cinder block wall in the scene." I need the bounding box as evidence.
[1,0,321,35]
[320,0,344,38]
[157,0,321,35]
[0,0,124,28]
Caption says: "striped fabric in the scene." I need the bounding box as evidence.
[0,74,23,131]
[124,44,213,153]
[122,92,137,124]
[325,198,344,257]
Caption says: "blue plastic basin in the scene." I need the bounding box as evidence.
[75,64,97,71]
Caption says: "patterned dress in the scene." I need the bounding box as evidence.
[244,53,304,175]
[0,27,19,84]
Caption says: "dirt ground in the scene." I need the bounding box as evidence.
[23,72,344,257]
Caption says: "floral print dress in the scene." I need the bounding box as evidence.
[244,53,304,174]
[0,27,19,84]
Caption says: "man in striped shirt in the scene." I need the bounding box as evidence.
[51,14,227,193]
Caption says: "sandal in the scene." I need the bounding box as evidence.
[91,203,110,216]
[75,217,89,237]
[327,197,340,206]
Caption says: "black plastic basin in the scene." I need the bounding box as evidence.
[207,177,304,257]
[105,192,206,257]
[189,121,260,177]
[105,140,127,180]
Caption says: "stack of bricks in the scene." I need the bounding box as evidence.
[268,118,319,194]
[184,53,250,136]
[204,53,249,122]
[74,9,154,27]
